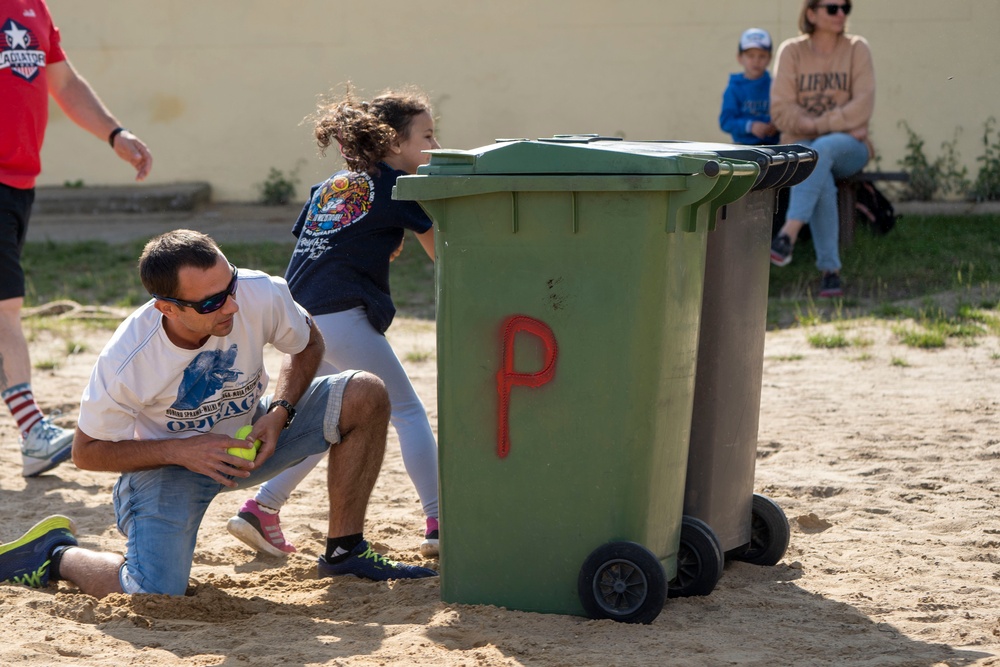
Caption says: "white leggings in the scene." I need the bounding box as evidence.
[254,307,439,519]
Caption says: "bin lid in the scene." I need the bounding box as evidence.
[648,140,818,191]
[415,136,734,178]
[395,135,764,232]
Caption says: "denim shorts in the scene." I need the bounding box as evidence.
[113,371,357,595]
[0,183,33,300]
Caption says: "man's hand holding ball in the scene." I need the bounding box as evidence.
[227,425,262,462]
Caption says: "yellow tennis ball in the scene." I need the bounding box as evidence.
[227,425,261,461]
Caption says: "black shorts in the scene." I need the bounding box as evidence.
[0,182,34,301]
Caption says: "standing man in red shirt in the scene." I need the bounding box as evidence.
[1,0,152,476]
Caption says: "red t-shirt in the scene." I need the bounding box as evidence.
[0,0,66,189]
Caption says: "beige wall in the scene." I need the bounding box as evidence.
[39,1,1000,201]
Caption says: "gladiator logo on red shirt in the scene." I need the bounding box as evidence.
[1,19,45,82]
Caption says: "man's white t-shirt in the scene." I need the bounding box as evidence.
[77,269,311,442]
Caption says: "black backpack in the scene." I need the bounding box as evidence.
[854,181,898,235]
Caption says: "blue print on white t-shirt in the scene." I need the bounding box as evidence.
[171,345,242,410]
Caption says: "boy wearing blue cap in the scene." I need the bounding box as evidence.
[719,28,779,145]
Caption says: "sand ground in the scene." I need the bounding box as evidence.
[1,298,998,666]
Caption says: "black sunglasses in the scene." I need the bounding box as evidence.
[817,3,851,15]
[153,262,239,314]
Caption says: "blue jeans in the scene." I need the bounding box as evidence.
[786,133,870,273]
[112,372,356,595]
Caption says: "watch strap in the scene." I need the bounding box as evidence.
[267,399,296,428]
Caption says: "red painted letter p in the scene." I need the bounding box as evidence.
[496,315,558,459]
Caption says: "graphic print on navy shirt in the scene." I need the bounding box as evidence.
[297,173,376,259]
[165,344,262,432]
[1,18,45,82]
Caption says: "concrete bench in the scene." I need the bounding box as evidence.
[837,171,909,247]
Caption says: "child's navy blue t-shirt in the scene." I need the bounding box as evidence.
[285,163,432,334]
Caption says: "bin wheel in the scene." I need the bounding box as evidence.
[735,493,790,567]
[667,516,724,598]
[577,541,667,625]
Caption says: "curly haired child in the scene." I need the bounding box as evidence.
[227,84,442,559]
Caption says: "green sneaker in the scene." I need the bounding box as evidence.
[0,515,78,588]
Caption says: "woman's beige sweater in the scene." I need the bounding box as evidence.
[771,33,875,157]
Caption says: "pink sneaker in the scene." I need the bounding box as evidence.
[419,517,439,558]
[226,499,296,557]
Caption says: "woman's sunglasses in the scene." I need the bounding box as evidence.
[817,3,851,15]
[153,263,239,314]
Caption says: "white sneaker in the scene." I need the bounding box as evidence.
[20,418,74,477]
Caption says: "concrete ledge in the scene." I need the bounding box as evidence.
[894,200,1000,216]
[33,182,212,215]
[27,202,301,244]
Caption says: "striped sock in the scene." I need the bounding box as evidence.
[2,382,45,440]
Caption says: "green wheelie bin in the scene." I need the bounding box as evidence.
[394,136,759,623]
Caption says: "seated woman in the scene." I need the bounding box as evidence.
[769,0,875,298]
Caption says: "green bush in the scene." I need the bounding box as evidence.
[256,161,305,206]
[896,121,968,201]
[970,117,1000,202]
